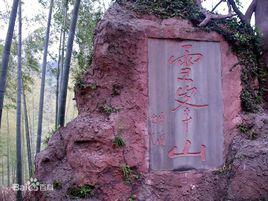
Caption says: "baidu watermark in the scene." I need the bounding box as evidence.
[12,178,54,192]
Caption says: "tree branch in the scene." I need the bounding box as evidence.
[199,12,235,26]
[227,0,247,24]
[227,1,232,14]
[245,0,257,23]
[212,0,225,12]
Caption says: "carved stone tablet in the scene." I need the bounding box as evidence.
[148,39,224,171]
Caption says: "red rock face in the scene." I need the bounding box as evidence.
[35,3,268,201]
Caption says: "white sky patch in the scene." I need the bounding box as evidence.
[202,0,252,13]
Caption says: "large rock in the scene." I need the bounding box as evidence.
[226,113,268,201]
[35,3,268,201]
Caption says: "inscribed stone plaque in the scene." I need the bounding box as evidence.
[148,39,224,171]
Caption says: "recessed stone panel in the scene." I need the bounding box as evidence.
[148,39,224,171]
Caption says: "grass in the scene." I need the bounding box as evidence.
[113,135,125,148]
[67,185,95,199]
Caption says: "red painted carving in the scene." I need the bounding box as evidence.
[168,44,203,67]
[172,84,207,112]
[177,68,193,82]
[176,86,197,97]
[172,100,208,112]
[182,108,192,134]
[167,43,208,162]
[167,140,206,161]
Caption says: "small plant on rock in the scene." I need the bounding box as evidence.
[113,135,125,148]
[112,84,123,96]
[89,82,97,90]
[42,128,59,145]
[53,180,62,190]
[75,78,86,89]
[99,104,119,116]
[122,164,132,184]
[238,123,258,140]
[121,165,141,184]
[213,163,232,175]
[239,124,251,133]
[67,185,95,199]
[128,195,136,201]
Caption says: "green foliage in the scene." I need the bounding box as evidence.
[53,180,62,190]
[73,55,93,89]
[42,128,59,145]
[99,104,119,116]
[112,84,123,96]
[240,89,261,112]
[43,135,51,145]
[128,195,136,201]
[67,185,95,199]
[76,81,98,92]
[213,163,232,175]
[113,135,125,148]
[238,123,258,140]
[72,1,103,86]
[121,164,141,184]
[121,164,132,184]
[117,0,266,113]
[239,124,250,133]
[89,82,98,90]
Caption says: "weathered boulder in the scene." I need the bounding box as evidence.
[34,2,268,201]
[226,113,268,201]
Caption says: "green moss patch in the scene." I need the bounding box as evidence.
[67,185,95,199]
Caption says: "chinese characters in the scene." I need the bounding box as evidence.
[150,112,166,147]
[168,44,208,161]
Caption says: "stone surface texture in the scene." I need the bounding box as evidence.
[34,3,268,201]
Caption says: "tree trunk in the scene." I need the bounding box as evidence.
[55,26,63,130]
[12,165,15,184]
[1,157,4,186]
[227,0,248,23]
[58,0,81,127]
[22,86,32,177]
[0,0,19,128]
[6,110,10,187]
[16,1,23,200]
[57,0,69,127]
[31,95,35,157]
[21,114,25,184]
[36,0,54,154]
[254,0,268,102]
[255,0,268,49]
[56,0,69,128]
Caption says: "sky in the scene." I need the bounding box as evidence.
[203,0,252,13]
